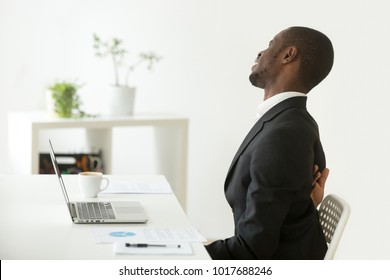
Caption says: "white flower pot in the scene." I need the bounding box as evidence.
[101,86,136,116]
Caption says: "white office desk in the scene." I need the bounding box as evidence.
[0,175,210,260]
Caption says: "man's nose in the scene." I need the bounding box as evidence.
[255,51,262,61]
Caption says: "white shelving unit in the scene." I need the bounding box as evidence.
[8,111,189,208]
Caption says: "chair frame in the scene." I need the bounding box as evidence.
[318,194,351,260]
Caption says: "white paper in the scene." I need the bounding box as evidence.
[113,241,192,255]
[102,180,172,194]
[91,227,207,244]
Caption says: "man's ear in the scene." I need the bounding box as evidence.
[282,46,298,64]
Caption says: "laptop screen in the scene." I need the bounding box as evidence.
[49,140,72,212]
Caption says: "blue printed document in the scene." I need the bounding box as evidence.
[92,226,207,244]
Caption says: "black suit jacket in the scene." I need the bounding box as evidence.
[205,97,327,259]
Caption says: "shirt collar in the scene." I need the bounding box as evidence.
[255,91,307,121]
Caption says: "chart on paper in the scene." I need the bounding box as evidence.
[92,227,206,244]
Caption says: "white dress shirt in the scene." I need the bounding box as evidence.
[255,91,307,121]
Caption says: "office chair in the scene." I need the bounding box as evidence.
[318,194,351,260]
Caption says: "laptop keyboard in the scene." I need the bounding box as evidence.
[77,202,116,220]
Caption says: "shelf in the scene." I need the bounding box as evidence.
[8,111,189,208]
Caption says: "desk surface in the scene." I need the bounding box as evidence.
[0,175,210,260]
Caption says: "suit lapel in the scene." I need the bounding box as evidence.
[226,116,266,177]
[225,97,307,186]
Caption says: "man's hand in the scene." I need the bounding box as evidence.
[311,165,330,208]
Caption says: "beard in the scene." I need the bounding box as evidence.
[249,71,265,89]
[249,72,258,86]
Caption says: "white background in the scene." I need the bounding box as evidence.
[1,0,389,259]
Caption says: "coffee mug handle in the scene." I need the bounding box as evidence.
[100,177,109,192]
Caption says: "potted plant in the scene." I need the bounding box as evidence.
[93,33,161,116]
[46,81,86,118]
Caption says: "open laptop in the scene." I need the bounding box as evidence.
[49,140,148,224]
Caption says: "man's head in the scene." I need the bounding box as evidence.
[249,26,334,97]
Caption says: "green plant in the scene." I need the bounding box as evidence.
[48,81,86,118]
[93,33,161,87]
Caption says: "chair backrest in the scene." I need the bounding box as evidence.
[318,194,351,260]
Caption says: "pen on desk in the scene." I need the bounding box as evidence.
[125,243,181,248]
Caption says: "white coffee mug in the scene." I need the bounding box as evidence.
[78,171,109,198]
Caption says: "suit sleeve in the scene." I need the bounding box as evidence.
[206,124,319,259]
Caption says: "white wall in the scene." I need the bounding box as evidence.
[1,0,390,259]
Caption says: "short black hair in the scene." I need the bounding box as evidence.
[282,26,334,91]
